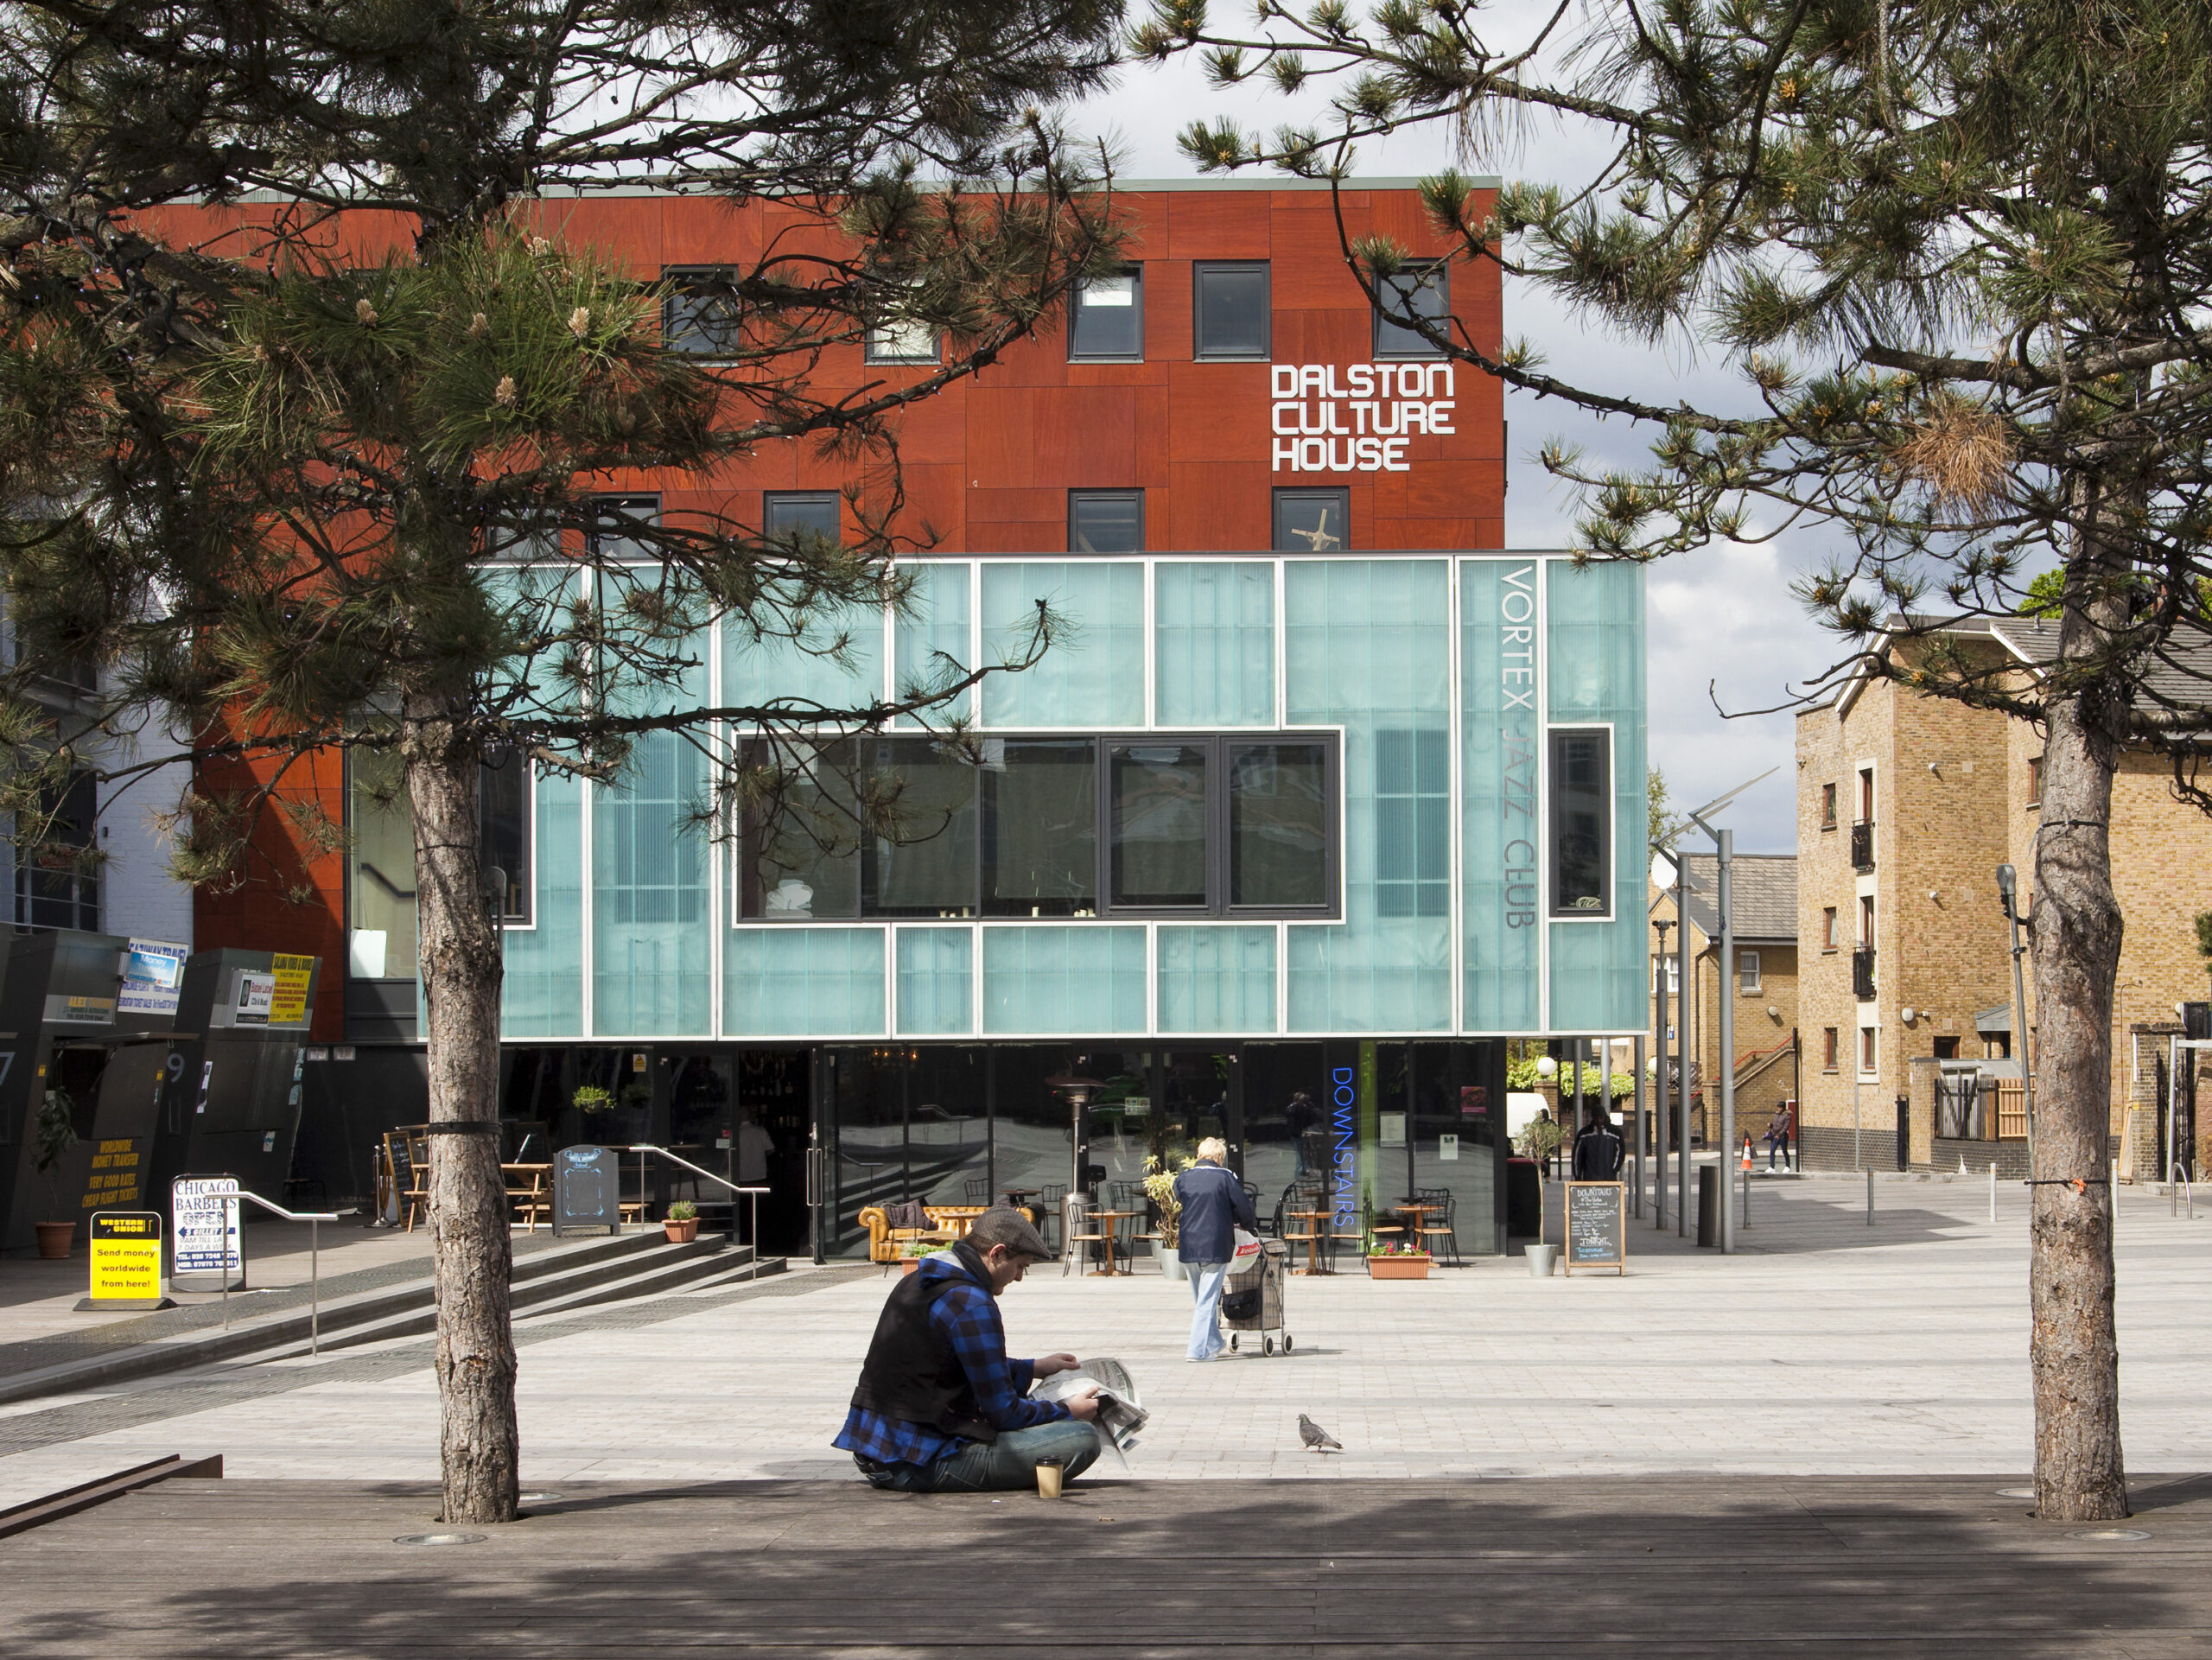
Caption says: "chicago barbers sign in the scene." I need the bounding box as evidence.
[1271,363,1457,474]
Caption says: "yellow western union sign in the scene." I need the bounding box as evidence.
[88,1212,164,1306]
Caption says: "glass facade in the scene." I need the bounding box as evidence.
[404,553,1643,1046]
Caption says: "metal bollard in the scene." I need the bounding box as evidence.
[1866,1167,1874,1226]
[1990,1163,1997,1224]
[1742,1161,1751,1230]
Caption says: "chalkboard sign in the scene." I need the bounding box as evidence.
[1564,1181,1625,1275]
[554,1145,619,1235]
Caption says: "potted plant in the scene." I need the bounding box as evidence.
[663,1199,699,1243]
[570,1084,615,1140]
[899,1237,938,1275]
[1143,1155,1193,1281]
[33,1089,78,1259]
[1366,1237,1433,1281]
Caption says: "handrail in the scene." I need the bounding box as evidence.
[211,1187,355,1354]
[627,1144,771,1280]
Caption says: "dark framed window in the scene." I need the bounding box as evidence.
[765,492,841,546]
[1822,1027,1839,1070]
[662,268,743,357]
[1069,267,1143,360]
[865,283,939,365]
[1068,491,1143,554]
[1110,744,1210,907]
[1193,261,1269,359]
[1549,727,1611,916]
[589,495,660,561]
[1821,782,1837,826]
[737,731,1338,920]
[1273,487,1349,552]
[1371,264,1450,359]
[982,740,1097,917]
[480,748,532,924]
[14,768,98,932]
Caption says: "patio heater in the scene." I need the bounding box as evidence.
[1045,1073,1103,1207]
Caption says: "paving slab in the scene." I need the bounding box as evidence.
[4,1472,2209,1657]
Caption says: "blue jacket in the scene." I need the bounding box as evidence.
[1173,1161,1257,1264]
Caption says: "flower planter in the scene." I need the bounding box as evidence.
[1366,1254,1432,1281]
[1158,1244,1185,1282]
[663,1218,699,1243]
[901,1256,923,1275]
[35,1220,73,1260]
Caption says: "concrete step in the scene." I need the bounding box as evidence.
[233,1237,787,1361]
[0,1228,720,1404]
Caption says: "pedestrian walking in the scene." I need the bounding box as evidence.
[1571,1104,1625,1181]
[1173,1137,1257,1362]
[1764,1101,1792,1172]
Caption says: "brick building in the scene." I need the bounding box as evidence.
[1795,618,2212,1174]
[1646,853,1799,1150]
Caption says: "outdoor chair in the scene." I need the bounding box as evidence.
[1038,1182,1068,1251]
[1062,1193,1122,1276]
[964,1176,989,1203]
[1415,1186,1462,1266]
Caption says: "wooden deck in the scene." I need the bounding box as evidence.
[5,1472,2209,1656]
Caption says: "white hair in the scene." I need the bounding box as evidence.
[1196,1136,1229,1163]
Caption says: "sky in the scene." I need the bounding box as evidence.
[1065,21,1831,852]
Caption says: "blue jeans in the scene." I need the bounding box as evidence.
[862,1420,1100,1493]
[1186,1260,1229,1358]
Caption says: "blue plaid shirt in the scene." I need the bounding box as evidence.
[834,1251,1071,1469]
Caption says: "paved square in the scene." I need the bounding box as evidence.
[3,1175,2209,1504]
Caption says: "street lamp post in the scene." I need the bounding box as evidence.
[1651,913,1674,1229]
[1996,864,2035,1154]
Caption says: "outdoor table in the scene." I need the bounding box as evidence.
[1287,1210,1336,1275]
[1088,1209,1138,1275]
[503,1164,551,1231]
[1000,1186,1040,1217]
[1394,1201,1443,1254]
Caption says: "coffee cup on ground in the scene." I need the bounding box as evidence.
[1034,1458,1064,1498]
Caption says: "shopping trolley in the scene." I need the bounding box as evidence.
[1221,1237,1293,1355]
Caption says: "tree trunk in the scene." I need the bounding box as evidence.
[405,698,518,1525]
[2026,614,2129,1522]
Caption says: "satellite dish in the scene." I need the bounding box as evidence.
[1649,849,1679,891]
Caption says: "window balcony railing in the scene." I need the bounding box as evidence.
[1852,947,1877,1000]
[1850,819,1875,870]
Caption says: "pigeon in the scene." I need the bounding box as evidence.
[1299,1414,1343,1453]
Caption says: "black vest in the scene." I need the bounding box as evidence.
[849,1241,1000,1444]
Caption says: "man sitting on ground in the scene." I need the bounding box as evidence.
[836,1206,1102,1493]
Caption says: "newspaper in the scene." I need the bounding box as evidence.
[1031,1356,1147,1472]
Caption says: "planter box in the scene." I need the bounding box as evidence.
[901,1257,923,1275]
[664,1218,699,1243]
[1158,1245,1185,1282]
[1366,1254,1432,1281]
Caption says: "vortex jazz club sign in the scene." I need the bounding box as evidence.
[1271,364,1458,473]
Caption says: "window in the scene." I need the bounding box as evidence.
[1372,264,1449,359]
[349,751,416,978]
[983,740,1096,917]
[480,747,532,924]
[1068,491,1144,554]
[738,732,1338,920]
[1550,728,1612,916]
[1859,1026,1877,1073]
[1193,262,1269,359]
[1376,728,1448,918]
[589,495,660,561]
[1738,951,1762,993]
[862,739,979,918]
[1274,487,1349,552]
[661,268,743,357]
[1110,744,1209,907]
[1230,741,1329,907]
[865,283,939,364]
[1859,894,1874,944]
[1934,1036,1960,1060]
[2027,754,2043,805]
[1822,1027,1839,1070]
[1653,957,1680,995]
[1821,906,1838,951]
[1821,782,1837,827]
[765,493,841,546]
[1857,766,1874,823]
[1068,268,1143,360]
[15,768,99,932]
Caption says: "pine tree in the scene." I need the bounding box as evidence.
[0,0,1126,1523]
[1136,0,2212,1520]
